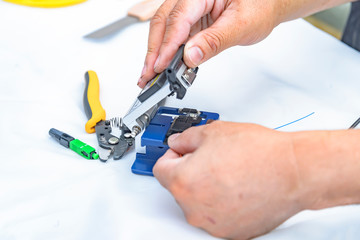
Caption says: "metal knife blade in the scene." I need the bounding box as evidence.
[84,0,164,40]
[84,16,139,39]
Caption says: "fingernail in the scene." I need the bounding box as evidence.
[137,78,142,86]
[141,64,147,77]
[168,133,180,142]
[188,46,203,66]
[154,55,160,72]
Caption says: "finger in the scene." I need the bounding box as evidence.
[153,148,182,189]
[138,0,178,88]
[167,125,206,155]
[154,0,215,73]
[184,9,240,68]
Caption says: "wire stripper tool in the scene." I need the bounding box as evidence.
[83,71,134,162]
[122,45,198,135]
[84,45,200,162]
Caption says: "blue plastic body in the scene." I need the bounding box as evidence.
[131,106,220,176]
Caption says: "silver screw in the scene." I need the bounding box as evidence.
[108,137,119,145]
[99,135,107,144]
[131,125,142,138]
[124,133,132,138]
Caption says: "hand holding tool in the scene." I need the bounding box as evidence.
[122,45,198,136]
[49,128,99,160]
[84,0,165,39]
[132,107,219,176]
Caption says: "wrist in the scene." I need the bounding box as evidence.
[290,130,360,211]
[274,0,351,25]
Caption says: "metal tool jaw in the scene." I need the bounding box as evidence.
[94,120,134,162]
[122,45,198,136]
[84,45,198,162]
[165,46,198,100]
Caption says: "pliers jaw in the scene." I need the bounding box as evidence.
[95,120,134,162]
[84,46,194,162]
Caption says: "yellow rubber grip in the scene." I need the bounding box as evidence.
[84,71,106,133]
[3,0,87,8]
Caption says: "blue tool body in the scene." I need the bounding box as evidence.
[132,106,219,176]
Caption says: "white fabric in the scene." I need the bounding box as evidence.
[1,1,360,239]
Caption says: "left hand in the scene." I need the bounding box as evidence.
[153,121,305,239]
[138,0,279,87]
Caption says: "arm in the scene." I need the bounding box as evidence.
[279,0,353,23]
[138,0,353,87]
[291,128,360,210]
[153,122,360,239]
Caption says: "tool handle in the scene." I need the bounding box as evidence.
[84,71,106,133]
[127,0,165,21]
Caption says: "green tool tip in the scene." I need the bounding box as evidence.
[92,153,99,160]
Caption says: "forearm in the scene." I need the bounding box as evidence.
[291,129,360,210]
[276,0,354,24]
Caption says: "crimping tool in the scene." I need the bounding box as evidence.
[121,45,198,135]
[83,45,200,162]
[132,107,219,176]
[84,71,137,162]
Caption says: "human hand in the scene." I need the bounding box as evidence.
[137,0,349,88]
[153,121,305,239]
[138,0,279,87]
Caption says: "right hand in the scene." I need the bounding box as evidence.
[154,121,360,239]
[138,0,280,87]
[153,122,304,239]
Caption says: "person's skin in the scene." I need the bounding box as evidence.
[138,0,351,87]
[138,0,359,239]
[153,122,360,239]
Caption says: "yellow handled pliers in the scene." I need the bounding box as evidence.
[83,71,134,161]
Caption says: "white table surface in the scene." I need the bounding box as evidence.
[1,0,360,239]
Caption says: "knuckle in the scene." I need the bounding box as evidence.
[203,120,223,136]
[208,120,223,128]
[185,213,201,227]
[208,229,230,239]
[160,37,173,48]
[167,6,184,24]
[152,160,162,174]
[150,12,165,28]
[165,7,184,33]
[146,45,156,55]
[168,174,190,196]
[202,30,226,54]
[152,163,166,179]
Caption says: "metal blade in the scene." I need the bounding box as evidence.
[123,80,171,131]
[113,137,134,160]
[98,148,112,162]
[84,16,139,39]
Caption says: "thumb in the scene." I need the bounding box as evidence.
[184,13,239,68]
[167,125,205,155]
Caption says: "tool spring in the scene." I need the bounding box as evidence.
[110,117,123,129]
[131,125,142,137]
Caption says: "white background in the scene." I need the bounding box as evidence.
[1,0,360,239]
